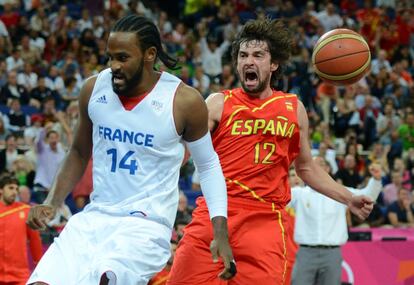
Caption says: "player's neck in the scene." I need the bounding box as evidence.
[246,87,273,100]
[122,71,161,98]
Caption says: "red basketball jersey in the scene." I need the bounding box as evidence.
[212,88,300,206]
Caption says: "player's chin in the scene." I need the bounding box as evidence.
[111,83,126,94]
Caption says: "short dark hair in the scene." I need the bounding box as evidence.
[112,14,179,70]
[0,174,18,188]
[231,18,292,87]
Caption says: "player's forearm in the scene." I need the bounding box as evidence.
[45,148,90,207]
[297,162,352,205]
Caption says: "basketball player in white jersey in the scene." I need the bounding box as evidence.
[26,15,235,285]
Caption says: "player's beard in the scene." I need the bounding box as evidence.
[112,59,144,96]
[239,72,270,94]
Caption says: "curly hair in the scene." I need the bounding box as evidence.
[231,18,292,87]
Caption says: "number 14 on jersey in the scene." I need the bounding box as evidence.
[107,148,138,174]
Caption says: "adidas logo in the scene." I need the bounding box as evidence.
[96,95,107,104]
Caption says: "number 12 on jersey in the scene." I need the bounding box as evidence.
[254,142,276,164]
[107,148,138,175]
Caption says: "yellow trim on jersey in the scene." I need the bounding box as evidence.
[226,178,266,202]
[275,209,288,284]
[224,90,233,102]
[226,106,249,127]
[252,94,297,112]
[0,205,29,219]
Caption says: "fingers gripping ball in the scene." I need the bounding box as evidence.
[312,29,371,86]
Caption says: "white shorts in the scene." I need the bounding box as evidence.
[27,209,172,285]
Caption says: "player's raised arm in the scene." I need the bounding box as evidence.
[27,76,95,230]
[174,83,235,280]
[294,100,373,220]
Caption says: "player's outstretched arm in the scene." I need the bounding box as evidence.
[294,101,373,220]
[175,84,235,280]
[27,76,96,230]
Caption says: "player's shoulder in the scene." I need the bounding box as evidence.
[81,74,99,94]
[175,82,205,109]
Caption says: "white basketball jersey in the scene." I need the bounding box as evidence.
[85,68,184,228]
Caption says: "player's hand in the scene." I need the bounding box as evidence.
[27,204,56,230]
[348,195,373,220]
[368,163,382,180]
[210,236,236,280]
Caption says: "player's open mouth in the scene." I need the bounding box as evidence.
[112,74,125,85]
[244,71,258,87]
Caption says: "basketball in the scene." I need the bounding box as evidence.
[312,29,371,86]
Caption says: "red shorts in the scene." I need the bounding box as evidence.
[167,198,296,285]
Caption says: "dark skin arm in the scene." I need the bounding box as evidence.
[27,76,96,230]
[174,85,234,280]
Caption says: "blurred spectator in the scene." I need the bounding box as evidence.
[60,76,80,108]
[219,64,238,90]
[197,20,230,82]
[316,3,343,31]
[192,64,210,97]
[0,115,10,144]
[18,35,41,65]
[0,2,20,34]
[17,62,38,92]
[377,102,401,145]
[383,170,406,206]
[32,126,65,204]
[0,134,25,173]
[6,98,30,134]
[176,190,193,225]
[316,82,337,124]
[288,167,304,188]
[406,148,414,185]
[371,50,392,75]
[333,85,360,137]
[335,154,363,188]
[386,188,414,227]
[367,142,390,175]
[11,154,35,188]
[45,66,65,95]
[18,185,33,205]
[311,141,338,175]
[5,48,24,72]
[393,157,412,189]
[0,174,42,284]
[0,70,30,105]
[359,95,380,149]
[30,76,59,109]
[23,114,43,147]
[397,112,414,151]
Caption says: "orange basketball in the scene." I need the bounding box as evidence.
[312,29,371,86]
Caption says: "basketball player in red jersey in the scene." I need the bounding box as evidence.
[168,19,374,285]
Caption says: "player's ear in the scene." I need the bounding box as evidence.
[271,62,278,72]
[144,47,157,62]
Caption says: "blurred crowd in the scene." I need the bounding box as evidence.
[0,0,412,245]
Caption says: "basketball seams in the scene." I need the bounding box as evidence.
[314,51,371,81]
[313,50,369,65]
